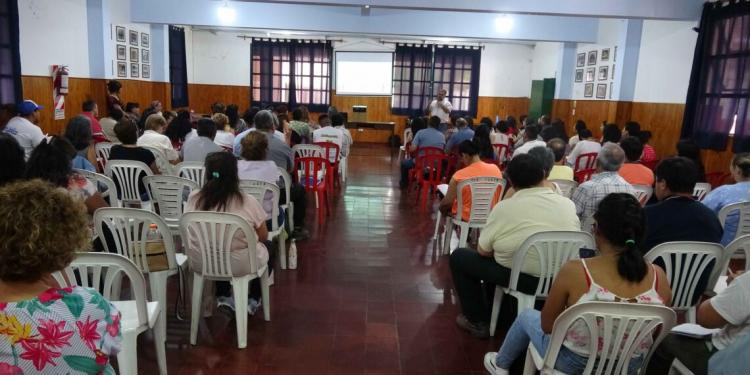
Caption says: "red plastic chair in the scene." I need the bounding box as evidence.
[417,152,448,209]
[492,143,510,167]
[314,142,341,189]
[573,152,598,172]
[706,172,732,189]
[642,158,660,171]
[294,156,329,223]
[409,147,445,185]
[575,168,596,183]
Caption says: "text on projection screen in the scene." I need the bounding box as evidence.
[336,52,393,96]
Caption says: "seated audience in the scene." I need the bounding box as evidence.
[643,157,723,252]
[677,139,707,182]
[547,138,574,181]
[491,120,510,147]
[184,152,274,313]
[64,116,97,172]
[568,120,587,148]
[622,121,641,138]
[3,100,44,160]
[226,104,247,133]
[540,119,567,142]
[212,113,236,150]
[484,193,671,375]
[313,112,345,151]
[0,134,25,186]
[0,179,122,374]
[504,146,559,199]
[242,107,260,130]
[289,107,311,143]
[703,153,750,245]
[124,102,141,123]
[100,108,123,142]
[638,130,657,166]
[618,136,655,186]
[601,123,622,144]
[238,131,283,224]
[512,124,545,157]
[399,116,446,188]
[110,119,159,200]
[80,100,107,143]
[137,113,180,162]
[449,154,580,338]
[445,118,474,152]
[181,118,222,162]
[334,114,353,157]
[566,128,601,168]
[572,143,635,221]
[648,269,749,375]
[439,139,503,221]
[165,110,194,150]
[473,124,496,161]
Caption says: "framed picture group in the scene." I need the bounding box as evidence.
[576,46,615,100]
[115,25,150,79]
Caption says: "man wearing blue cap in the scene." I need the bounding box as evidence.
[3,100,45,160]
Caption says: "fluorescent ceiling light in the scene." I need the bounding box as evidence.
[217,1,236,24]
[495,14,514,33]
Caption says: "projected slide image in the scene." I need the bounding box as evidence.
[335,52,394,96]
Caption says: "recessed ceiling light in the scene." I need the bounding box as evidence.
[217,1,236,24]
[495,14,514,33]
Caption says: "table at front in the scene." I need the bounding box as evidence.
[345,121,396,143]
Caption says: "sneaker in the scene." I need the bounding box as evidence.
[455,314,490,339]
[248,298,262,315]
[292,227,309,241]
[216,296,236,312]
[483,352,508,375]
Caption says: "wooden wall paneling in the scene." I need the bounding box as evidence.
[187,84,250,114]
[629,102,685,158]
[702,138,733,174]
[475,96,530,123]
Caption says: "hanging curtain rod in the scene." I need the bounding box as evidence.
[236,35,343,43]
[378,39,484,50]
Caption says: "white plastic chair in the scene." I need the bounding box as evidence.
[142,145,176,176]
[550,179,578,199]
[339,155,348,183]
[716,234,750,286]
[645,241,725,323]
[490,231,595,336]
[180,212,271,349]
[95,142,114,171]
[441,176,505,254]
[522,302,676,375]
[718,201,750,244]
[277,167,295,233]
[632,184,653,206]
[145,175,199,235]
[398,127,413,160]
[94,207,187,344]
[104,159,153,208]
[693,182,712,201]
[74,168,121,207]
[51,252,167,375]
[177,161,205,187]
[239,179,288,269]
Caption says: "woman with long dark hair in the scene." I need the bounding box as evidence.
[473,124,496,161]
[165,109,194,150]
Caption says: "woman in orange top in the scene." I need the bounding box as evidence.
[439,139,503,221]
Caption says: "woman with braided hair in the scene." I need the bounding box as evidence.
[483,193,672,375]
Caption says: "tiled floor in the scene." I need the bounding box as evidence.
[138,144,508,374]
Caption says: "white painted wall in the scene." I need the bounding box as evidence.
[18,0,91,77]
[633,20,697,103]
[531,42,560,80]
[477,43,533,97]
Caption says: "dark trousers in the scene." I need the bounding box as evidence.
[449,248,539,324]
[281,182,306,229]
[400,159,415,187]
[646,333,716,375]
[216,240,277,300]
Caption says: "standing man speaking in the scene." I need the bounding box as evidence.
[428,88,452,133]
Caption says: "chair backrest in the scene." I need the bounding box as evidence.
[574,152,598,172]
[104,160,153,204]
[142,145,175,176]
[294,156,328,189]
[403,128,413,146]
[52,252,149,328]
[693,182,712,201]
[95,142,114,171]
[456,176,506,224]
[542,302,676,375]
[644,241,725,311]
[492,143,510,163]
[718,201,750,242]
[575,168,596,183]
[509,231,596,298]
[313,141,340,164]
[74,168,121,207]
[414,146,444,162]
[550,179,578,199]
[277,167,293,204]
[419,152,448,186]
[631,184,653,206]
[292,144,324,161]
[239,179,281,229]
[144,175,199,226]
[721,234,750,275]
[177,161,205,187]
[180,211,260,277]
[94,207,178,273]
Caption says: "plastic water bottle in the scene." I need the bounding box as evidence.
[288,239,298,269]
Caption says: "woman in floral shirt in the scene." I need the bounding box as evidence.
[0,179,121,374]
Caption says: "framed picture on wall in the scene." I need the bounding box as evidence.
[141,33,149,48]
[596,83,607,99]
[141,49,150,64]
[142,64,150,79]
[601,48,610,61]
[129,47,139,62]
[575,69,584,82]
[587,50,597,65]
[130,63,139,78]
[116,26,126,42]
[598,66,609,80]
[117,62,127,77]
[129,30,139,46]
[116,45,126,61]
[584,83,594,97]
[576,53,585,67]
[585,67,595,82]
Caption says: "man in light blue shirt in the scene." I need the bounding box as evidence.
[399,116,446,188]
[701,153,750,245]
[445,117,474,152]
[181,118,223,162]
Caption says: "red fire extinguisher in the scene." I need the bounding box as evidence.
[53,66,69,95]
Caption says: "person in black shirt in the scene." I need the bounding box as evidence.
[108,118,159,201]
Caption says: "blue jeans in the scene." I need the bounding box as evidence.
[400,159,415,187]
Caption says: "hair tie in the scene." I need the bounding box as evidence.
[212,172,220,178]
[625,239,636,246]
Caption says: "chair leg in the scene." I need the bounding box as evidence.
[261,270,271,322]
[489,287,504,337]
[458,224,470,248]
[432,211,443,241]
[288,202,295,233]
[686,306,697,324]
[523,347,538,375]
[153,304,168,375]
[189,274,204,345]
[148,272,170,341]
[116,331,139,375]
[231,277,250,349]
[278,232,288,270]
[443,220,454,256]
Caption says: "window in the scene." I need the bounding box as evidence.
[433,47,481,116]
[391,45,432,116]
[0,0,22,104]
[168,26,189,108]
[251,40,331,112]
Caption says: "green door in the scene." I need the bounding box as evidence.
[529,78,556,121]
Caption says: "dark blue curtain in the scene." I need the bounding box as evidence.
[168,26,189,108]
[391,45,433,116]
[433,46,481,118]
[0,0,22,105]
[681,1,750,152]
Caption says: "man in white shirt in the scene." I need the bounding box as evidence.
[428,89,452,131]
[313,113,344,163]
[3,100,45,160]
[331,115,353,157]
[511,124,545,158]
[137,113,180,162]
[566,128,602,168]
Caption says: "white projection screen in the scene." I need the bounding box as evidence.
[335,51,394,96]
